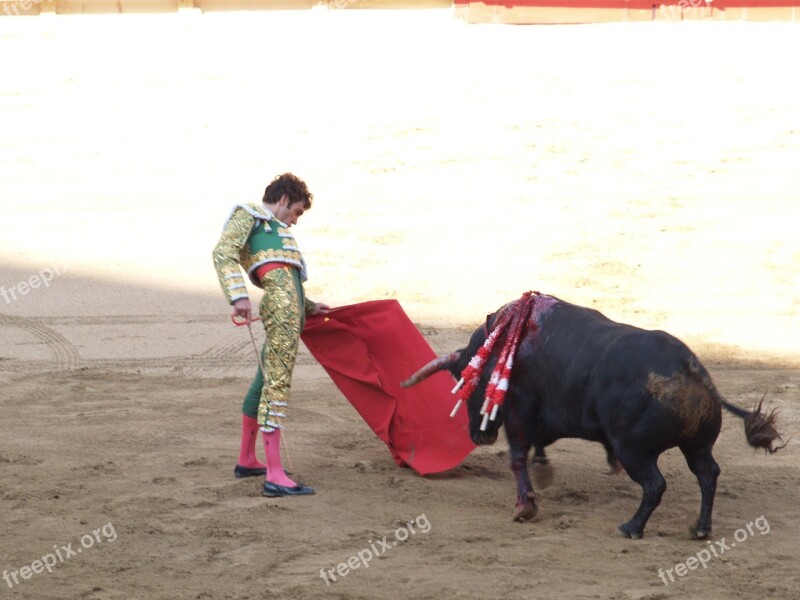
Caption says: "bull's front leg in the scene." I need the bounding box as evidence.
[509,439,537,522]
[531,446,555,489]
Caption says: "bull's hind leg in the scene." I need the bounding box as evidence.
[616,451,667,539]
[680,445,720,540]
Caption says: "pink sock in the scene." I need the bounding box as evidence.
[262,429,296,487]
[237,414,267,469]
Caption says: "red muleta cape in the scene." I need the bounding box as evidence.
[301,299,475,475]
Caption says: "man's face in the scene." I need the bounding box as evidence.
[271,194,305,228]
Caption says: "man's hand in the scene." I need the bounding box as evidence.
[232,298,253,322]
[309,302,331,316]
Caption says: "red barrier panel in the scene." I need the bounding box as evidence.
[453,0,800,6]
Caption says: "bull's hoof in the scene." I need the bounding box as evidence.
[512,502,538,522]
[690,525,711,540]
[531,460,555,489]
[605,459,623,476]
[617,524,643,540]
[512,492,538,522]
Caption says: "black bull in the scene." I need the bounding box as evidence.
[402,295,784,539]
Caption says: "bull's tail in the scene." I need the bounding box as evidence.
[720,394,787,454]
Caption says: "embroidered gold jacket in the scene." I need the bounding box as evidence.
[212,203,314,308]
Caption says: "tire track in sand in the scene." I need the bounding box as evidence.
[0,314,80,371]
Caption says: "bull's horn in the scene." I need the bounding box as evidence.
[400,351,461,388]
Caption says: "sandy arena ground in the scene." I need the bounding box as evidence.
[1,9,800,600]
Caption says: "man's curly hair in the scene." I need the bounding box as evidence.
[262,173,313,209]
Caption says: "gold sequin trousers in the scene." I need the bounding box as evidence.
[252,267,304,432]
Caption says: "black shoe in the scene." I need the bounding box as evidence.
[234,465,267,478]
[261,481,315,497]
